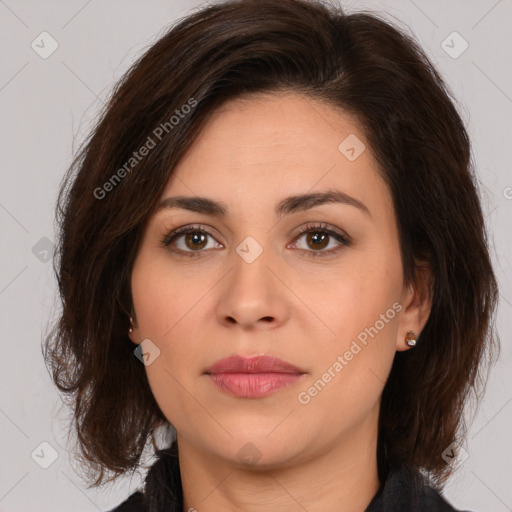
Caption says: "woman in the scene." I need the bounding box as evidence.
[43,0,499,510]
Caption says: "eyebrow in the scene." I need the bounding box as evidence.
[156,189,371,218]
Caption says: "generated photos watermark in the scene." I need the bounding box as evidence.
[93,97,197,200]
[297,301,403,405]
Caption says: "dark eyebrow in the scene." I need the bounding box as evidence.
[156,189,371,218]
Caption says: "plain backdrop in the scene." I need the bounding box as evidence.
[0,0,511,511]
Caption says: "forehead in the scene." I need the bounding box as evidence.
[179,92,367,168]
[160,92,390,219]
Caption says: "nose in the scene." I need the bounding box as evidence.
[216,239,291,331]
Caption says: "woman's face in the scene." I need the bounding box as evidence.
[130,92,430,468]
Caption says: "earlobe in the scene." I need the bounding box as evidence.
[396,261,434,351]
[405,330,417,347]
[396,329,418,352]
[128,315,141,344]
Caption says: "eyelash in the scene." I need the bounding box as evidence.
[160,222,351,259]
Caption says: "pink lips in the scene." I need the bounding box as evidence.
[205,355,306,398]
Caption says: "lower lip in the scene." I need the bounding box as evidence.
[207,372,305,398]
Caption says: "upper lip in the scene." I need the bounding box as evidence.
[205,355,305,375]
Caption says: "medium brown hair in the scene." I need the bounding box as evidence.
[43,0,499,488]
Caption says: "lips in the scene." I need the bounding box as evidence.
[204,355,306,398]
[205,355,305,375]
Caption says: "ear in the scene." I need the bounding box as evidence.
[396,260,434,352]
[128,312,142,345]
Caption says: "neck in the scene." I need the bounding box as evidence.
[178,414,380,512]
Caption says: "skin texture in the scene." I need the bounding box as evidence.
[129,92,432,512]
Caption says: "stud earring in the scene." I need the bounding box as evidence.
[128,316,134,334]
[405,330,417,347]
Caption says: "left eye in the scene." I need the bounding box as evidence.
[290,228,348,255]
[161,223,350,258]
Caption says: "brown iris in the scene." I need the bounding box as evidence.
[306,232,329,250]
[185,232,208,250]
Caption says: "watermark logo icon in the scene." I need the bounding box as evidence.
[236,236,263,264]
[441,31,468,59]
[134,339,161,366]
[441,442,469,469]
[236,442,262,467]
[31,441,58,469]
[338,134,366,161]
[32,236,54,263]
[31,32,59,59]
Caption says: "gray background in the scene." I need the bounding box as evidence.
[0,0,511,510]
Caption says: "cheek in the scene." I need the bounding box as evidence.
[295,258,401,405]
[296,289,399,430]
[130,252,212,417]
[294,256,401,345]
[131,250,205,337]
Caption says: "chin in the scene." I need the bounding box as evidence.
[195,426,310,470]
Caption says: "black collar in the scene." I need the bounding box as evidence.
[365,465,464,511]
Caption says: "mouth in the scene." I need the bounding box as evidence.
[204,355,307,398]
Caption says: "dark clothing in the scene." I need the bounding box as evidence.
[109,492,146,512]
[109,443,470,512]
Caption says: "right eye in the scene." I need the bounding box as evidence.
[161,224,223,257]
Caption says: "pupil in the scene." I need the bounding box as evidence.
[187,232,206,249]
[309,232,327,249]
